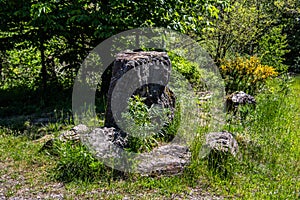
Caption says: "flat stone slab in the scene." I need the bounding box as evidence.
[68,125,191,175]
[136,144,191,175]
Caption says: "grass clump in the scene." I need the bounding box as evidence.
[50,141,111,183]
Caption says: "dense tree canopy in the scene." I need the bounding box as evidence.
[0,0,299,91]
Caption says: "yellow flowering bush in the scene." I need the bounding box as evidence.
[220,56,278,94]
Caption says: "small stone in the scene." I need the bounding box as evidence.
[226,91,256,113]
[200,131,238,158]
[40,124,90,151]
[71,124,89,134]
[59,124,89,142]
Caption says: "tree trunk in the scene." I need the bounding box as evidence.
[40,38,47,92]
[0,58,2,82]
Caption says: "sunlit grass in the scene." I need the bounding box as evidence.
[0,76,299,199]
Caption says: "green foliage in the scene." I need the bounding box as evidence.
[257,26,289,72]
[201,0,296,72]
[1,46,41,89]
[0,0,298,92]
[121,94,181,153]
[168,51,205,91]
[122,95,159,152]
[290,56,300,72]
[0,0,227,92]
[122,95,172,153]
[127,95,151,126]
[201,0,269,61]
[278,0,300,69]
[111,0,226,35]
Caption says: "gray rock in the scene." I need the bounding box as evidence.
[200,131,239,176]
[200,131,238,158]
[58,124,90,142]
[81,127,190,176]
[136,144,191,176]
[226,91,256,113]
[41,123,191,176]
[40,124,90,151]
[104,50,176,128]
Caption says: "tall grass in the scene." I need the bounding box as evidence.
[194,76,299,198]
[0,76,299,199]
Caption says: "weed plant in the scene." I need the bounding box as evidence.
[121,95,180,153]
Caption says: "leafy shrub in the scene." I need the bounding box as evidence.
[168,51,206,92]
[1,46,41,90]
[122,95,180,153]
[220,56,278,94]
[256,25,289,73]
[121,95,159,152]
[127,95,152,126]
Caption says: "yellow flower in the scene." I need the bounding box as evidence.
[220,56,278,92]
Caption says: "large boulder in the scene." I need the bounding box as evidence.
[104,50,176,128]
